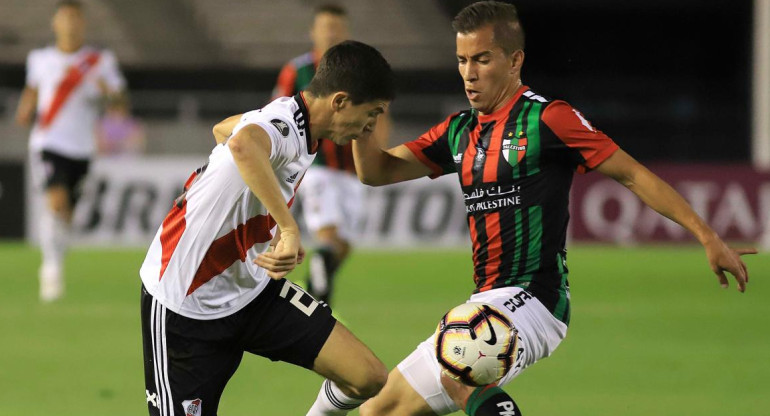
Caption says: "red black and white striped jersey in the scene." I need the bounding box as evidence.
[405,86,619,325]
[140,94,315,320]
[26,45,125,159]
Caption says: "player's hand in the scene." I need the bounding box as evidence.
[255,229,303,279]
[703,238,757,292]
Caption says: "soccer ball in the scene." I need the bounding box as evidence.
[434,302,518,386]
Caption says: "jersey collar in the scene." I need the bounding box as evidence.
[295,92,317,154]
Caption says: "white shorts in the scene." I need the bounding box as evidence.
[397,287,568,415]
[298,165,365,241]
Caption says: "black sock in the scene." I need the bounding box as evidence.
[465,386,522,416]
[306,246,340,304]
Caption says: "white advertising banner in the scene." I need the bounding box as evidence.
[26,156,472,248]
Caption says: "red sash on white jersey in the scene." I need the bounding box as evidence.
[39,51,101,128]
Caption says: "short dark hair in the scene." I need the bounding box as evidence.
[56,0,83,11]
[452,1,525,54]
[306,40,395,104]
[314,3,347,18]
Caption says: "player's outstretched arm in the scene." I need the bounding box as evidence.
[15,86,37,127]
[228,124,302,279]
[212,114,243,145]
[352,131,433,186]
[596,149,757,292]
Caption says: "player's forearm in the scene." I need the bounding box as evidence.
[229,130,298,233]
[623,166,718,245]
[352,137,429,186]
[352,136,396,185]
[15,87,37,127]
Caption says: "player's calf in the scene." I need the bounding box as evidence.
[442,374,522,416]
[307,323,388,415]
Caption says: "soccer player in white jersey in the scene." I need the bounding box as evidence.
[15,0,125,302]
[139,41,393,416]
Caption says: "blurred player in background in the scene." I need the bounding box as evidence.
[273,3,380,306]
[140,41,392,416]
[346,2,757,415]
[14,0,125,302]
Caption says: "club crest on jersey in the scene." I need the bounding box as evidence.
[270,119,290,137]
[502,130,527,166]
[182,398,202,416]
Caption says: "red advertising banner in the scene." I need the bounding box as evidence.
[569,164,770,243]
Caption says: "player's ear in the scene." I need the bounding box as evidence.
[331,92,349,112]
[511,50,524,74]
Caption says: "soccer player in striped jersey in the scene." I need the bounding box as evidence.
[350,2,756,416]
[272,4,367,306]
[139,41,392,416]
[15,0,125,302]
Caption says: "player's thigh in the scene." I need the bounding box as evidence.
[469,287,568,386]
[359,367,437,416]
[140,286,243,416]
[312,322,387,396]
[240,279,338,369]
[45,185,71,215]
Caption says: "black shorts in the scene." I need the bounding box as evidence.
[37,150,90,206]
[140,279,336,416]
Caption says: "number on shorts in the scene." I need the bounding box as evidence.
[279,280,319,316]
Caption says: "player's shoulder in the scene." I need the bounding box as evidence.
[239,97,303,138]
[289,52,315,69]
[95,47,118,60]
[521,88,554,105]
[261,96,301,122]
[521,88,577,122]
[443,108,477,126]
[27,45,56,60]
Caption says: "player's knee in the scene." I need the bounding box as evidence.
[46,188,71,216]
[351,359,388,398]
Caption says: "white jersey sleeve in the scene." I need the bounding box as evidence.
[231,111,303,167]
[96,49,125,92]
[25,49,42,88]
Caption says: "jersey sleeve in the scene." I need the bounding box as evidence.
[25,50,41,88]
[231,111,300,166]
[98,50,126,92]
[403,115,457,179]
[271,63,297,100]
[541,100,619,173]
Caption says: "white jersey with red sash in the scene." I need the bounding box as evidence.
[140,95,317,320]
[26,45,125,159]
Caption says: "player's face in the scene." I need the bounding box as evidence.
[52,5,85,47]
[456,24,522,115]
[311,13,349,55]
[329,97,388,145]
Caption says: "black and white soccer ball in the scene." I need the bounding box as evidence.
[434,302,518,386]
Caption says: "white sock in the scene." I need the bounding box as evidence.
[39,209,69,275]
[306,380,365,416]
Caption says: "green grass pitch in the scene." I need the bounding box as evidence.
[0,242,768,415]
